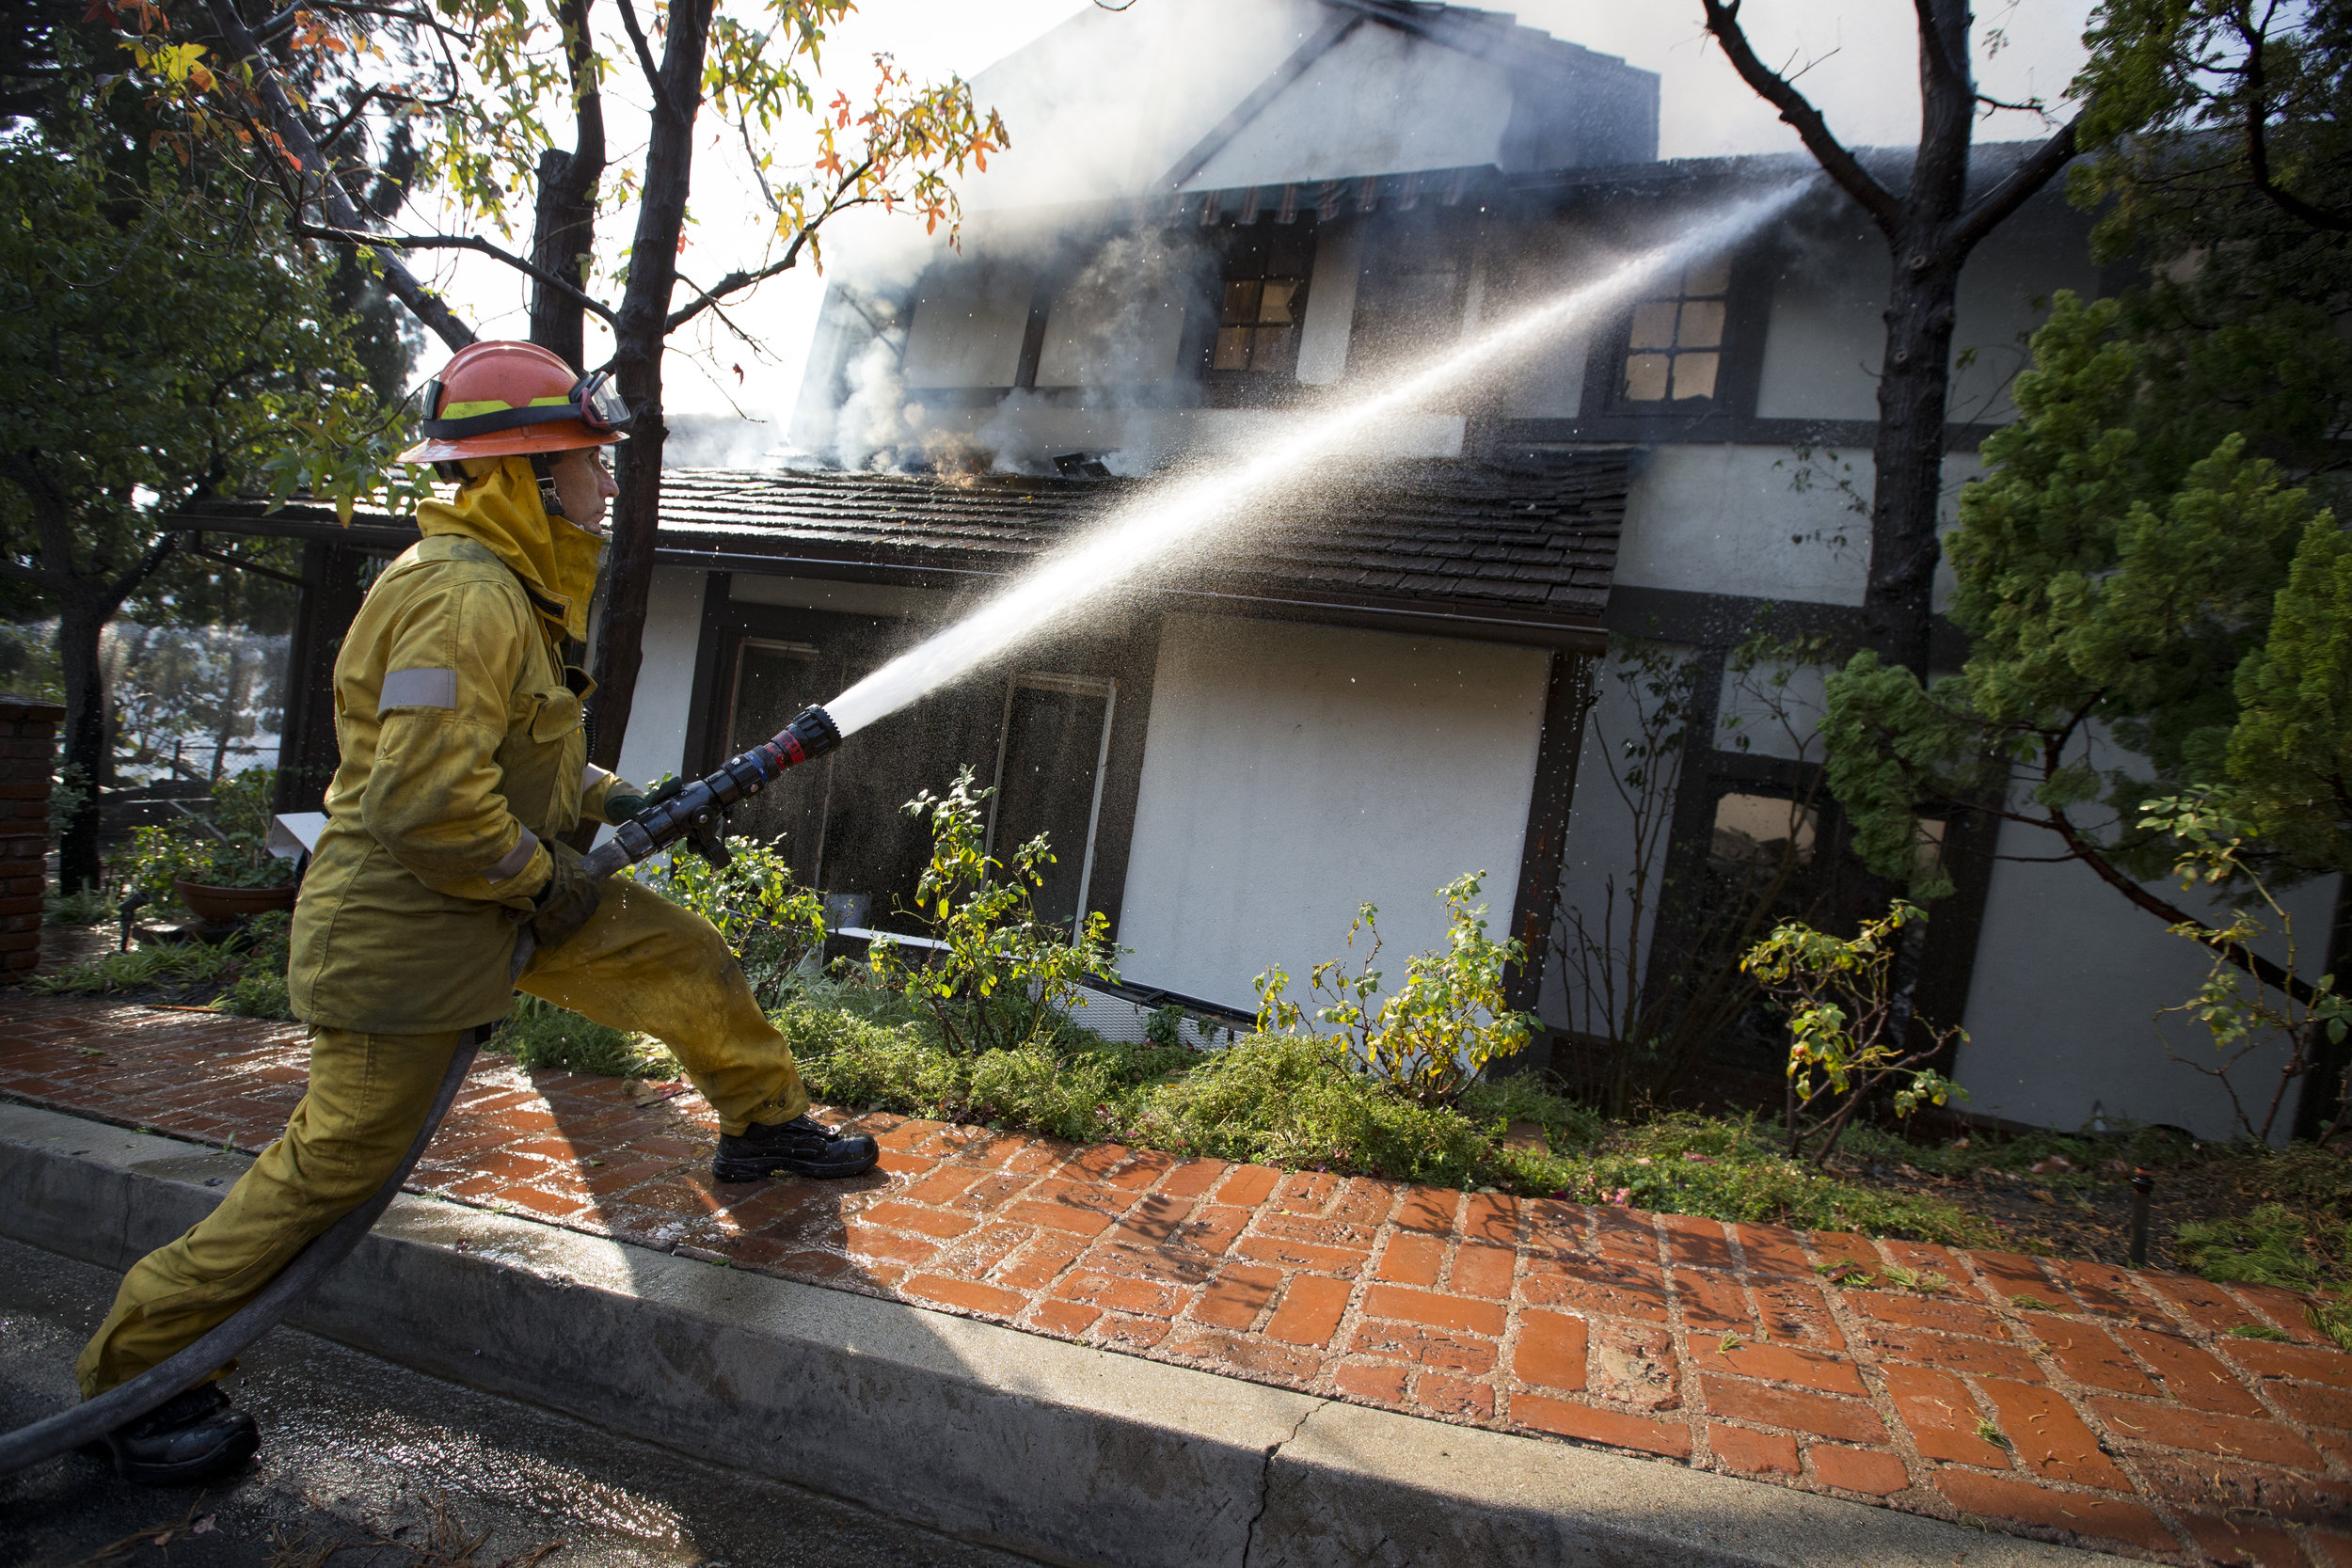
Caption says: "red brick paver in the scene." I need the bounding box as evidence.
[5,995,2349,1565]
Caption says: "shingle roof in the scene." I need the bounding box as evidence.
[165,451,1630,637]
[653,451,1629,633]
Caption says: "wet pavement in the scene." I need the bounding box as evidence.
[0,1236,1043,1568]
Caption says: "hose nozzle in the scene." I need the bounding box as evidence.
[774,704,842,768]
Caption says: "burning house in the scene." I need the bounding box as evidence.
[220,0,2330,1142]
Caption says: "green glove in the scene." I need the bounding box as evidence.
[529,839,602,951]
[604,775,683,823]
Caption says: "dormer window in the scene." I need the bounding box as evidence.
[1210,226,1313,376]
[1620,255,1730,404]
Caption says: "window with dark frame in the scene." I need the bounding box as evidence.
[723,638,830,880]
[1209,224,1314,376]
[1618,254,1731,405]
[988,673,1118,938]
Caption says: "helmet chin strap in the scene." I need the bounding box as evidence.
[528,454,567,520]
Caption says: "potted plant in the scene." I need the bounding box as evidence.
[113,768,298,927]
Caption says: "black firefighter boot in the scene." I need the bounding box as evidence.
[81,1383,260,1485]
[713,1114,879,1182]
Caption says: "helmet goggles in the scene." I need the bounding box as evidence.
[421,370,630,439]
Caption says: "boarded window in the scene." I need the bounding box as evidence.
[1620,255,1730,404]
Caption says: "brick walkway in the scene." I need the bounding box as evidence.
[5,996,2348,1565]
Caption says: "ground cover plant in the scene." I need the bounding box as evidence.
[28,779,2351,1323]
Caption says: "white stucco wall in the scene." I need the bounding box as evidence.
[1118,612,1550,1012]
[1185,22,1517,190]
[1956,816,2332,1143]
[611,566,708,789]
[1755,210,2099,424]
[1612,444,1980,611]
[1296,218,1364,386]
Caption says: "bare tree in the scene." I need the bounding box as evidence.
[1697,0,2084,676]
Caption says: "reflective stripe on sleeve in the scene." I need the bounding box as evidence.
[488,829,540,884]
[380,668,459,711]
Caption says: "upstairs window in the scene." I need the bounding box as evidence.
[1620,255,1730,405]
[1211,226,1313,376]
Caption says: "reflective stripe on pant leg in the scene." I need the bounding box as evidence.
[74,1026,468,1397]
[517,876,808,1135]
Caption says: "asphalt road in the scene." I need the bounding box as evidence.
[0,1235,1043,1568]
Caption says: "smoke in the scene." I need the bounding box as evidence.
[662,414,790,469]
[975,229,1210,474]
[833,336,928,471]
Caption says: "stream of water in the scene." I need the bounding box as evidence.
[820,182,1811,738]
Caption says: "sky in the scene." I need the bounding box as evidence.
[411,0,2100,432]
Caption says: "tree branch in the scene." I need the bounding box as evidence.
[1941,113,2083,256]
[612,0,682,122]
[201,0,476,350]
[103,531,179,610]
[1700,0,1901,232]
[297,224,617,322]
[2235,2,2352,231]
[1911,0,1970,96]
[666,156,879,334]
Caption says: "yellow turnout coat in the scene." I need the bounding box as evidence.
[287,457,633,1032]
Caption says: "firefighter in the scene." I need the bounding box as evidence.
[72,341,875,1485]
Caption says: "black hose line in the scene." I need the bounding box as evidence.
[0,1033,482,1479]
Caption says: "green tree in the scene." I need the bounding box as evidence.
[0,121,383,888]
[1817,3,2352,1132]
[97,0,1005,775]
[1820,294,2324,956]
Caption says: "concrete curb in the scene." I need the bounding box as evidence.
[2,1101,2133,1568]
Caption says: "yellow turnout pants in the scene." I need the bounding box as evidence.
[75,877,808,1397]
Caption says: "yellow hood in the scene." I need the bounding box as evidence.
[415,456,604,641]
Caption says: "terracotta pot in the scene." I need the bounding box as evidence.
[173,879,296,924]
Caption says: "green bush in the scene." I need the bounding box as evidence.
[1498,1111,1998,1243]
[496,995,678,1079]
[109,768,296,912]
[784,996,1188,1142]
[776,1000,1994,1241]
[869,767,1120,1054]
[1128,1034,1493,1187]
[44,884,112,927]
[1253,872,1531,1105]
[622,840,823,1009]
[30,910,292,1017]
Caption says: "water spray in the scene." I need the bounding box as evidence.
[0,182,1808,1479]
[822,181,1812,740]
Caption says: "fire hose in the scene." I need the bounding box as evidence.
[0,705,844,1479]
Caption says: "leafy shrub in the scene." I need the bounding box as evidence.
[778,997,1994,1239]
[497,995,678,1079]
[622,839,824,1008]
[28,909,295,1020]
[1497,1110,1998,1243]
[110,768,297,909]
[45,883,114,926]
[868,767,1120,1053]
[1742,900,1965,1163]
[1128,1033,1494,1186]
[1254,872,1531,1105]
[782,998,1184,1142]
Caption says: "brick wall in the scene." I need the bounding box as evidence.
[0,699,65,973]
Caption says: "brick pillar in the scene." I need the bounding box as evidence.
[0,697,64,974]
